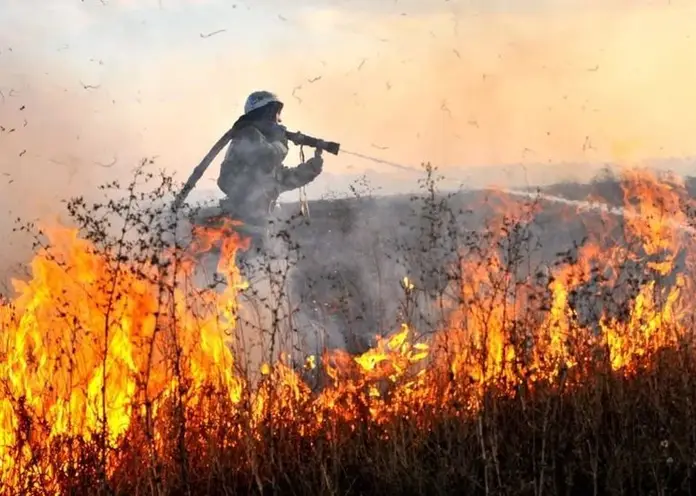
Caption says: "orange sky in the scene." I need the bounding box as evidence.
[1,0,695,216]
[254,3,696,169]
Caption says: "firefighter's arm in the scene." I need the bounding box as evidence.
[276,147,324,192]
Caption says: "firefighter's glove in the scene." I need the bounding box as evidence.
[306,155,324,174]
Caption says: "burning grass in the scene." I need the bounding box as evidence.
[2,166,696,495]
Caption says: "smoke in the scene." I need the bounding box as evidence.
[4,1,695,201]
[2,0,696,299]
[283,2,696,176]
[58,0,696,194]
[0,54,137,286]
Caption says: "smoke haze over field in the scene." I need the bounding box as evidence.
[1,0,696,278]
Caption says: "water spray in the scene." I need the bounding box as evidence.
[340,149,424,173]
[341,150,696,236]
[500,188,696,236]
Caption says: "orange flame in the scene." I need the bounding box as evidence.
[0,168,694,492]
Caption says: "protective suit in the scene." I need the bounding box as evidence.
[184,92,328,363]
[211,91,324,290]
[217,92,323,245]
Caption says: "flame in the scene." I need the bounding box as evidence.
[0,168,694,493]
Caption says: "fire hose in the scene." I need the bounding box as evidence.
[173,126,342,209]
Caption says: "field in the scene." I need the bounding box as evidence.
[2,165,696,495]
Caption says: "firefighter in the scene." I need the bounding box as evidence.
[216,91,325,269]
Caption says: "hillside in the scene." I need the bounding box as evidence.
[187,170,692,356]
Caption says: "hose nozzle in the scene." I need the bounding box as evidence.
[285,130,341,155]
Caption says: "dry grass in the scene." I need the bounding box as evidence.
[2,163,696,495]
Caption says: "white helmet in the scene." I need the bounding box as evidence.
[244,90,283,115]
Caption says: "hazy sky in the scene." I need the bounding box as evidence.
[1,0,696,213]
